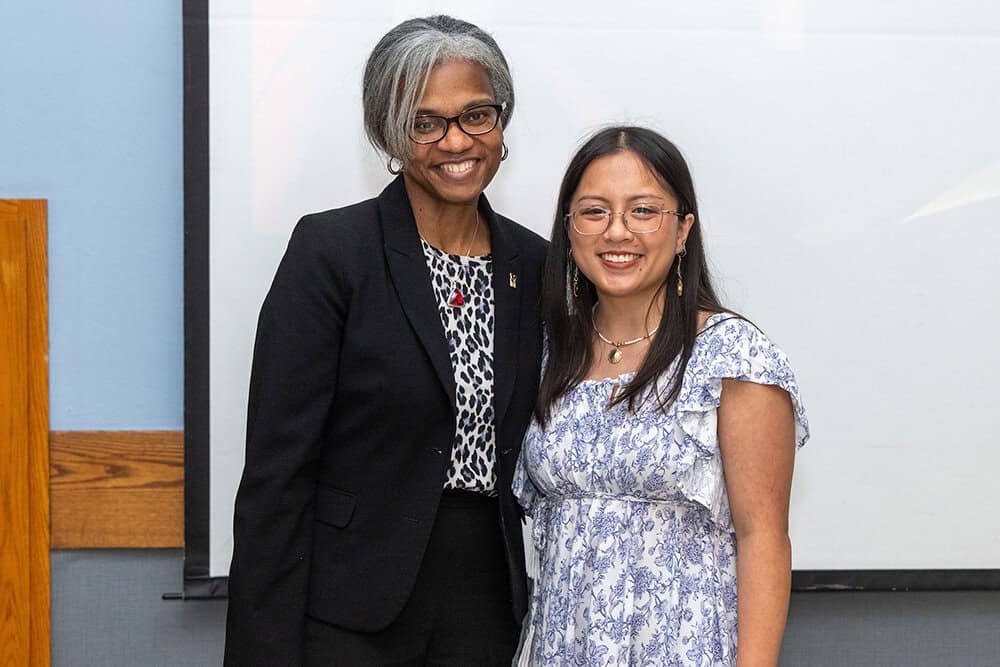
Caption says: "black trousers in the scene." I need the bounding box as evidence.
[303,490,520,666]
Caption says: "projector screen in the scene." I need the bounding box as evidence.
[183,0,1000,594]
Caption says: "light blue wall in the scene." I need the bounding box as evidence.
[1,0,183,429]
[3,2,998,666]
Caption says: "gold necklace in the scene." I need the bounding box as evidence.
[590,303,659,364]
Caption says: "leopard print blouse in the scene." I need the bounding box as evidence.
[420,238,496,494]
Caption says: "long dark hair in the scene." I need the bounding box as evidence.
[536,126,726,423]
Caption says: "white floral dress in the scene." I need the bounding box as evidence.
[512,314,810,666]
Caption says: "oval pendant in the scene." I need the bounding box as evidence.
[609,347,623,364]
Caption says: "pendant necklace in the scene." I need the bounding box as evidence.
[590,303,659,364]
[446,211,480,308]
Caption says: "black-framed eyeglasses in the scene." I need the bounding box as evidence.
[565,205,685,236]
[409,104,504,144]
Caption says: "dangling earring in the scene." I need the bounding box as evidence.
[676,248,686,298]
[500,142,509,161]
[387,156,403,174]
[565,254,576,315]
[573,262,580,298]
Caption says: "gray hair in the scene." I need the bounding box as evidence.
[363,15,514,165]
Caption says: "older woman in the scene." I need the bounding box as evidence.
[513,127,809,666]
[224,16,547,666]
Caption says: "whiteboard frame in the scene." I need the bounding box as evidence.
[180,0,1000,597]
[183,0,228,599]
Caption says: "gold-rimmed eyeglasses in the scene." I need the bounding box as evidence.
[565,205,684,236]
[409,104,504,144]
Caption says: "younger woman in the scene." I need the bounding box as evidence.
[514,126,809,666]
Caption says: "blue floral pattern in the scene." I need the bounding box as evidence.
[513,314,809,666]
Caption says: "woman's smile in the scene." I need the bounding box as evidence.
[598,251,643,268]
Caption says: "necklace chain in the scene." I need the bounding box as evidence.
[426,211,480,309]
[464,211,480,256]
[456,211,480,256]
[591,303,658,364]
[591,304,659,346]
[419,210,480,256]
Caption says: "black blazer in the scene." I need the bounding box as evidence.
[224,176,548,666]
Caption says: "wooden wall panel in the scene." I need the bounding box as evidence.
[50,431,184,548]
[0,199,49,666]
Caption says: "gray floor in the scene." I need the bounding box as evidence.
[783,589,1000,666]
[52,550,226,667]
[52,550,1000,666]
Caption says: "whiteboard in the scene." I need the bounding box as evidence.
[189,0,1000,585]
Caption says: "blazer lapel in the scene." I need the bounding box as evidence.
[379,177,457,414]
[483,198,521,431]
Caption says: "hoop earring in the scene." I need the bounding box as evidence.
[387,156,403,175]
[675,248,686,298]
[500,142,509,161]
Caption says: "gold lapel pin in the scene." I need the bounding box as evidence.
[509,273,517,289]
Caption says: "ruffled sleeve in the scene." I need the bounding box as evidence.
[669,314,810,532]
[513,443,547,580]
[512,449,541,518]
[513,333,550,521]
